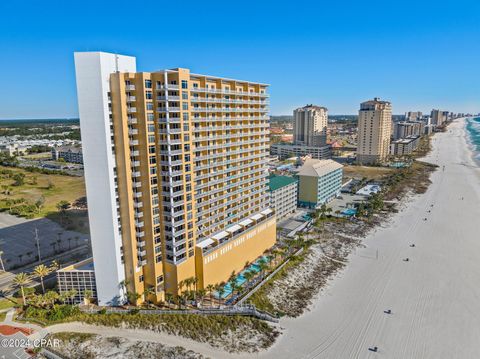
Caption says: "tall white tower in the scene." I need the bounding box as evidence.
[74,52,136,305]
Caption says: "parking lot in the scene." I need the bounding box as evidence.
[0,213,89,270]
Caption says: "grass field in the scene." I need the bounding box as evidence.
[0,165,85,218]
[0,297,17,310]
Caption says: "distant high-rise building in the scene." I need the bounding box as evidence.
[430,109,449,126]
[393,121,424,140]
[74,52,276,306]
[293,105,328,146]
[357,98,392,164]
[405,111,422,121]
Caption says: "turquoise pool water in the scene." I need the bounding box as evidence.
[342,208,357,216]
[215,256,270,299]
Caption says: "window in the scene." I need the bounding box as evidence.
[145,91,152,99]
[182,91,188,100]
[139,275,144,282]
[145,80,152,88]
[181,80,188,89]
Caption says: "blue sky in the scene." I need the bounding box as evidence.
[0,0,479,118]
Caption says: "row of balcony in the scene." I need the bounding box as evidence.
[190,98,269,105]
[196,191,268,227]
[191,107,268,113]
[190,87,269,97]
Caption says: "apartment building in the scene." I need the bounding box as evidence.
[430,109,449,127]
[57,258,97,304]
[357,98,392,165]
[293,105,328,146]
[393,121,424,140]
[51,145,83,164]
[268,174,298,220]
[270,143,331,160]
[74,52,276,306]
[390,135,420,156]
[405,111,422,121]
[297,159,343,208]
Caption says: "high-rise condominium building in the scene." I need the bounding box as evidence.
[293,105,328,146]
[357,98,392,165]
[405,111,422,121]
[74,52,276,306]
[430,109,449,127]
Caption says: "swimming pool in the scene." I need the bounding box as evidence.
[214,256,270,299]
[341,208,357,216]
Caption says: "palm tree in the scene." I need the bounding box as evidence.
[12,272,31,305]
[177,280,185,295]
[165,293,174,308]
[243,270,255,286]
[83,289,93,305]
[197,289,206,307]
[143,286,155,306]
[33,264,50,294]
[206,284,215,306]
[217,285,226,308]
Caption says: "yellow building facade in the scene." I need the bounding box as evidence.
[107,66,275,304]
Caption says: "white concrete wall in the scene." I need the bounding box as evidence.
[74,52,136,305]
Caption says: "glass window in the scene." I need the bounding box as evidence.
[181,80,188,89]
[145,80,152,88]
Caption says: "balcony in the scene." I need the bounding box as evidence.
[127,107,137,113]
[133,192,142,198]
[127,96,136,102]
[137,240,146,248]
[129,140,139,146]
[128,129,138,136]
[128,118,138,125]
[136,230,145,237]
[138,250,147,257]
[135,221,144,227]
[126,85,135,90]
[131,150,140,156]
[132,160,141,167]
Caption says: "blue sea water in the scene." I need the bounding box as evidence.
[466,117,480,162]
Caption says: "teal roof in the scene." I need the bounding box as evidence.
[268,174,298,192]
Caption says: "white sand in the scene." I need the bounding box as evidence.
[253,119,480,359]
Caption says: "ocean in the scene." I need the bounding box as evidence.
[466,117,480,162]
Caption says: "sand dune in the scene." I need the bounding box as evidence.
[257,119,480,359]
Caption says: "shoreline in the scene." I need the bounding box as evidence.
[255,118,480,359]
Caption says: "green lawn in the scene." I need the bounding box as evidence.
[0,165,85,218]
[0,297,17,310]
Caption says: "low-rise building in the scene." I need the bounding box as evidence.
[57,257,97,304]
[268,174,298,220]
[51,145,83,164]
[270,143,331,160]
[390,135,420,156]
[0,143,28,156]
[297,159,343,208]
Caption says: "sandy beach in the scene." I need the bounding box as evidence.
[250,118,480,359]
[41,119,480,359]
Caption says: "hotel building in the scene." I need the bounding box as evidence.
[293,105,328,147]
[357,98,392,165]
[297,159,343,208]
[268,174,298,221]
[74,52,276,306]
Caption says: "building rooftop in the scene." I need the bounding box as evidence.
[296,104,328,111]
[297,159,343,177]
[268,174,298,191]
[58,257,94,272]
